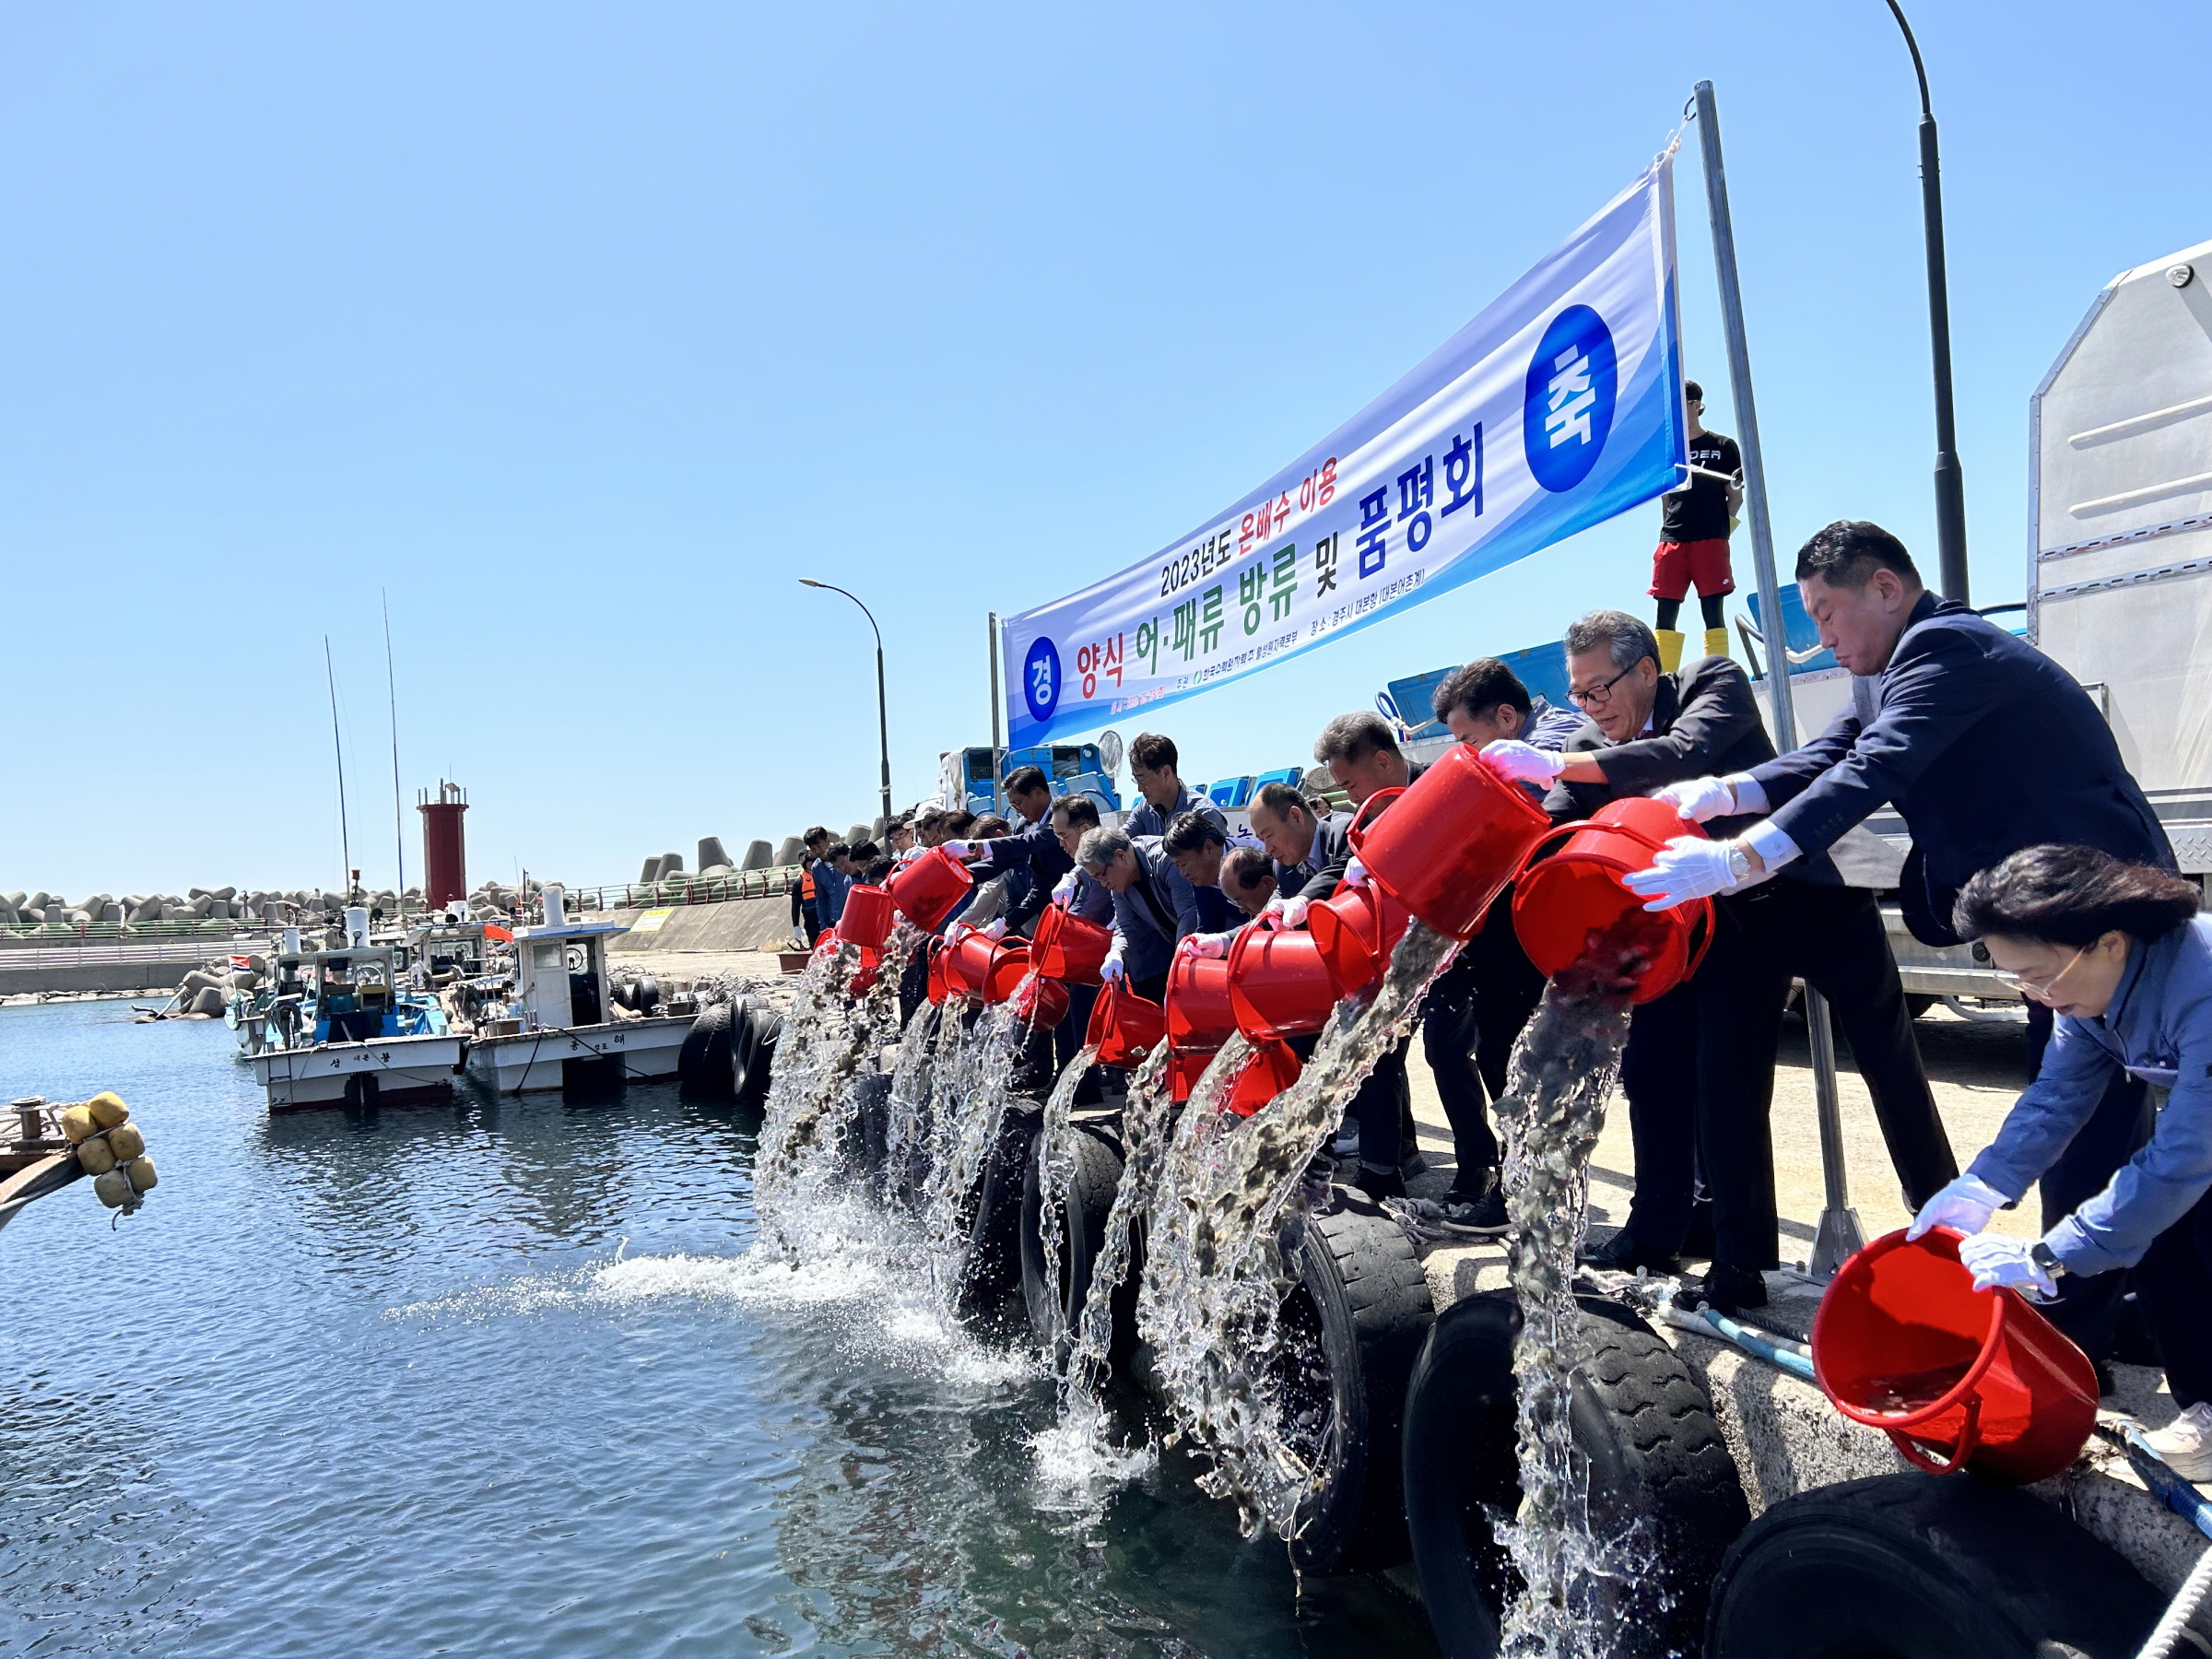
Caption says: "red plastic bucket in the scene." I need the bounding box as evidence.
[1305,879,1411,998]
[1225,1038,1303,1116]
[981,943,1033,1006]
[1227,926,1339,1042]
[1511,797,1713,1004]
[850,946,883,997]
[1349,748,1550,939]
[1011,972,1070,1030]
[887,845,973,932]
[1086,980,1165,1067]
[941,928,997,1001]
[1166,952,1237,1103]
[1811,1228,2100,1484]
[840,885,894,949]
[1031,904,1111,985]
[811,927,841,960]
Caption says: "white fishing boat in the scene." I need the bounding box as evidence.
[245,915,464,1111]
[463,888,694,1094]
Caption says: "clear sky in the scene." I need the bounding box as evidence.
[4,2,2206,900]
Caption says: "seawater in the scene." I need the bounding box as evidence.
[1,999,1437,1657]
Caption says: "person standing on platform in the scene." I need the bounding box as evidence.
[1124,733,1227,841]
[1630,521,2171,1337]
[1221,845,1277,919]
[943,765,1071,938]
[1246,782,1353,902]
[1078,826,1197,1006]
[1649,381,1742,672]
[1418,658,1575,1234]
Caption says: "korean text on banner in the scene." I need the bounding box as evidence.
[1002,152,1687,746]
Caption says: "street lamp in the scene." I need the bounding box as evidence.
[798,579,893,824]
[1883,0,1970,605]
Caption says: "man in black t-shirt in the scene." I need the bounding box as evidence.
[1650,380,1743,671]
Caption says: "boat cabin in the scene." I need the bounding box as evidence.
[508,922,625,1030]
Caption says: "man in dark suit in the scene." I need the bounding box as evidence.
[1630,521,2171,1334]
[1246,780,1353,901]
[1493,606,1952,1310]
[945,765,1071,939]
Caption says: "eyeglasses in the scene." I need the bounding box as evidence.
[1568,665,1635,708]
[1991,943,2091,1003]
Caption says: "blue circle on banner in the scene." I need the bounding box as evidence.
[1022,637,1063,723]
[1523,304,1618,493]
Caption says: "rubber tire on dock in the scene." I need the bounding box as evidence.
[1273,1190,1435,1576]
[1019,1120,1137,1363]
[1402,1292,1748,1657]
[955,1103,1041,1324]
[677,1002,735,1097]
[730,997,782,1109]
[1705,1470,2167,1659]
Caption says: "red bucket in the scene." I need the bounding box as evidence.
[811,926,841,960]
[1011,972,1070,1030]
[1305,879,1411,998]
[926,943,951,1006]
[1031,904,1111,985]
[1227,926,1339,1042]
[941,927,997,1001]
[1349,747,1550,939]
[887,845,974,932]
[850,946,883,997]
[1167,952,1237,1103]
[1086,980,1165,1068]
[1812,1229,2100,1485]
[1511,796,1713,1004]
[1225,1038,1303,1117]
[840,885,894,949]
[981,943,1033,1006]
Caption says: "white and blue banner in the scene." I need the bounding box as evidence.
[1003,150,1687,746]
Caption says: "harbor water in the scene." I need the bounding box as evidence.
[0,1000,1437,1657]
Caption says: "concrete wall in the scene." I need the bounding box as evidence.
[0,961,193,996]
[601,895,794,956]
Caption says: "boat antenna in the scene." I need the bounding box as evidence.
[382,590,406,914]
[324,635,353,904]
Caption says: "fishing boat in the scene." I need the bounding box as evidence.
[245,914,464,1110]
[463,888,695,1093]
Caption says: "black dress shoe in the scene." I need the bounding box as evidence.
[1676,1264,1767,1313]
[1581,1230,1678,1274]
[1351,1164,1407,1202]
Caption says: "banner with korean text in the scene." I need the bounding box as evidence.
[1002,151,1687,747]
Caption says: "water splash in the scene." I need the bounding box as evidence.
[1029,1039,1102,1354]
[916,998,1025,1312]
[1490,913,1670,1658]
[1135,921,1459,1543]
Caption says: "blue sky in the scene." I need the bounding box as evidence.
[4,2,2206,898]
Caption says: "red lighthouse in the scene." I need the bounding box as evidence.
[418,781,469,910]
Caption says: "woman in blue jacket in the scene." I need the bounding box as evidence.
[1911,843,2212,1476]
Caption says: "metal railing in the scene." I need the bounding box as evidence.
[0,919,285,949]
[559,865,804,914]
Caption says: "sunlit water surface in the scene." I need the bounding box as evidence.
[0,1001,1436,1657]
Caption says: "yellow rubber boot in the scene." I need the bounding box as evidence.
[1704,625,1731,662]
[1655,629,1685,673]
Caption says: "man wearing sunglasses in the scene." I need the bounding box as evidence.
[1485,607,1951,1312]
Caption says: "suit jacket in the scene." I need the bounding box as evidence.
[1542,655,1778,830]
[1305,762,1429,900]
[1276,811,1355,900]
[973,809,1074,934]
[1752,594,2171,944]
[1107,837,1202,980]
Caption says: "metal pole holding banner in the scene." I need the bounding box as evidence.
[987,612,1005,818]
[1692,79,1864,1276]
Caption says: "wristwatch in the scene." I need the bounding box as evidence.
[2030,1241,2068,1280]
[1724,844,1754,884]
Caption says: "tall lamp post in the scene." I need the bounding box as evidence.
[798,579,893,824]
[1884,0,1970,605]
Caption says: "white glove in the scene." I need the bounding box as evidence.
[982,919,1006,940]
[1342,856,1371,889]
[1051,871,1078,907]
[1481,739,1567,785]
[1180,930,1234,959]
[1622,836,1760,911]
[1907,1173,2013,1241]
[1652,776,1737,824]
[1958,1233,2057,1297]
[1261,894,1311,931]
[940,839,974,860]
[1100,950,1126,985]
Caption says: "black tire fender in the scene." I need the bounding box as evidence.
[1275,1191,1435,1576]
[677,1002,735,1097]
[1019,1120,1136,1362]
[955,1104,1041,1324]
[730,997,782,1106]
[1402,1291,1749,1657]
[1706,1470,2169,1659]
